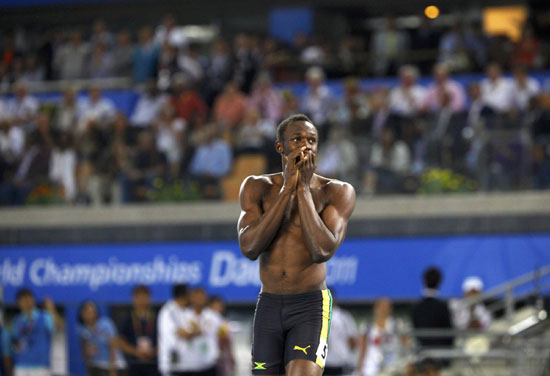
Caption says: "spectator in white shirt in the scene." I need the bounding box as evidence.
[53,87,81,133]
[357,299,407,376]
[54,29,89,80]
[389,65,427,117]
[50,131,77,201]
[153,101,186,179]
[131,82,167,128]
[317,126,358,186]
[325,301,358,375]
[234,108,275,154]
[450,276,492,330]
[480,63,514,114]
[180,287,223,375]
[7,81,39,131]
[77,87,116,133]
[511,65,541,112]
[158,284,190,376]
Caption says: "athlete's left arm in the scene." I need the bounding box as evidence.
[297,179,355,263]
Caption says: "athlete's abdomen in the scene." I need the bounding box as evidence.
[258,231,327,294]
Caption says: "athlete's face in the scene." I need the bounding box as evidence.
[278,121,318,161]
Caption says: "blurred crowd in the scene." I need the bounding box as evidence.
[0,268,493,376]
[1,16,550,205]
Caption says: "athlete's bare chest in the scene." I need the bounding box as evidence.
[261,186,327,227]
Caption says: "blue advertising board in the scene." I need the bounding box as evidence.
[1,234,549,304]
[1,234,549,375]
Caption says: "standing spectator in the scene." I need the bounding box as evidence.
[438,24,471,72]
[213,82,247,129]
[157,284,190,376]
[4,288,63,376]
[189,125,232,199]
[49,130,77,203]
[153,101,186,179]
[325,298,357,376]
[112,31,134,77]
[411,267,453,350]
[54,30,89,80]
[248,73,282,124]
[177,44,205,87]
[370,17,410,76]
[450,276,492,330]
[204,39,233,106]
[232,33,259,94]
[118,285,158,376]
[90,19,114,50]
[357,299,407,376]
[133,26,159,84]
[130,81,167,129]
[88,42,114,79]
[53,87,80,134]
[511,65,540,113]
[180,288,223,375]
[301,67,334,140]
[77,301,126,376]
[480,63,514,114]
[423,63,466,114]
[364,127,411,194]
[209,297,235,376]
[154,14,187,48]
[388,65,426,117]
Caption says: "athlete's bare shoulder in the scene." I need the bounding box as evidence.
[314,174,356,211]
[239,173,282,203]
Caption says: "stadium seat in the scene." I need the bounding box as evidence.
[222,154,267,200]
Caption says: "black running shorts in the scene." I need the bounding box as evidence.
[251,289,333,375]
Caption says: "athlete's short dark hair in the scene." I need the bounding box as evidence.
[16,288,34,301]
[423,267,442,289]
[276,113,313,141]
[172,284,188,299]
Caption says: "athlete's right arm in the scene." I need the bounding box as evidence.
[237,176,292,260]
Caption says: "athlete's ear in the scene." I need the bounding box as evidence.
[275,140,283,154]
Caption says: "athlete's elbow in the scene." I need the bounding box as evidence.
[311,249,333,264]
[240,245,260,260]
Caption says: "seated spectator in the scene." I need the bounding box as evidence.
[189,125,232,199]
[423,63,466,114]
[1,113,53,205]
[133,26,159,84]
[411,267,453,350]
[121,130,167,202]
[7,81,39,132]
[153,101,186,179]
[53,87,80,134]
[90,19,114,50]
[301,67,334,140]
[22,54,45,82]
[77,87,116,133]
[450,276,492,330]
[364,127,411,194]
[171,75,208,124]
[511,65,540,113]
[317,126,358,185]
[480,62,514,115]
[0,107,26,187]
[118,285,158,376]
[77,301,126,376]
[438,24,471,72]
[157,284,189,376]
[4,288,63,376]
[130,81,167,129]
[213,81,247,129]
[54,29,89,80]
[389,65,427,117]
[330,76,370,127]
[357,298,407,376]
[234,108,275,155]
[248,73,282,124]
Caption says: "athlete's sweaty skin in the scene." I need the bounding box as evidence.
[238,119,356,376]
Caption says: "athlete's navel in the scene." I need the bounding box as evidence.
[281,270,286,277]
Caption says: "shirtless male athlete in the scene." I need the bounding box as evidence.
[238,114,356,376]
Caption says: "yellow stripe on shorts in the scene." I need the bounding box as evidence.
[315,289,332,368]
